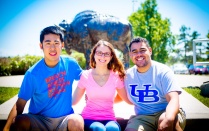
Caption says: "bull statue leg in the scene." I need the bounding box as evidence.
[84,49,91,69]
[123,45,130,69]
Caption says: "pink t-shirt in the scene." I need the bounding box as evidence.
[77,69,124,120]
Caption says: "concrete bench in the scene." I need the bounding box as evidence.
[1,90,209,131]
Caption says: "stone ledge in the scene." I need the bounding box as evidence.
[1,90,209,131]
[116,118,209,131]
[1,118,209,131]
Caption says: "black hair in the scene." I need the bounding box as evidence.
[40,26,64,43]
[128,37,150,51]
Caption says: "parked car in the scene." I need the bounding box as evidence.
[195,65,204,74]
[189,65,209,75]
[202,65,209,74]
[172,64,189,74]
[206,66,209,74]
[188,65,195,74]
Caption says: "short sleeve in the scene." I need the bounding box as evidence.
[77,70,89,89]
[115,73,124,89]
[18,71,35,101]
[71,59,83,81]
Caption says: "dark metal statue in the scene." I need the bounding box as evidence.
[59,10,133,69]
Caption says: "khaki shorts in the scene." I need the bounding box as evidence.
[22,113,72,131]
[125,108,186,131]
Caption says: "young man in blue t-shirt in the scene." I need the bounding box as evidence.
[4,26,84,131]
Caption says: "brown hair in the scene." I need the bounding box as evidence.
[89,40,126,80]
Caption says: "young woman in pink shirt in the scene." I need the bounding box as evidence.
[72,40,132,131]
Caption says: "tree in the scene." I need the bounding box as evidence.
[190,31,200,63]
[177,25,190,64]
[206,31,209,60]
[128,0,175,63]
[176,25,200,64]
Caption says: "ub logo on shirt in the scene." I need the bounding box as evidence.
[129,84,159,103]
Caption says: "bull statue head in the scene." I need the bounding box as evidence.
[59,10,133,69]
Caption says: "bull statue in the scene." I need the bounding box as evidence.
[58,10,133,69]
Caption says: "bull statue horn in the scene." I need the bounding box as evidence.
[54,24,66,32]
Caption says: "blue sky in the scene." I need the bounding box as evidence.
[0,0,209,57]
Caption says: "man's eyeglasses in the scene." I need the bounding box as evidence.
[95,51,112,57]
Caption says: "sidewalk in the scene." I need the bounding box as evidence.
[0,75,209,130]
[0,75,24,87]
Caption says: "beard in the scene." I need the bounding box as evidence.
[134,59,149,68]
[136,62,148,68]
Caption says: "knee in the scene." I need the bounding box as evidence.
[68,114,84,131]
[90,122,105,131]
[174,117,185,131]
[105,121,120,131]
[14,114,31,130]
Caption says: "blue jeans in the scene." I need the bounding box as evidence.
[84,119,121,131]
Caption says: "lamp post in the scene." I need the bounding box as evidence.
[132,0,138,12]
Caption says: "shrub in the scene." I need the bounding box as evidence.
[69,50,86,69]
[1,49,133,75]
[0,57,12,76]
[0,55,43,76]
[0,50,86,76]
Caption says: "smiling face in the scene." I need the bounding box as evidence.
[40,33,64,67]
[94,44,112,67]
[129,42,152,73]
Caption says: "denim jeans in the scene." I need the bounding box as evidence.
[84,119,121,131]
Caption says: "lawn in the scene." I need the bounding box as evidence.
[0,87,19,104]
[0,87,209,108]
[183,87,209,108]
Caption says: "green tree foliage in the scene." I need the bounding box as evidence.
[177,25,201,64]
[207,31,209,60]
[178,25,190,63]
[128,0,175,63]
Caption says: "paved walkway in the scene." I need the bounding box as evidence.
[0,75,24,87]
[0,75,209,120]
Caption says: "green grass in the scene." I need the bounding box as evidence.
[183,87,209,108]
[0,87,19,104]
